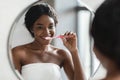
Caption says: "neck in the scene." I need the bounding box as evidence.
[104,60,120,80]
[107,66,120,76]
[105,71,120,80]
[31,40,50,50]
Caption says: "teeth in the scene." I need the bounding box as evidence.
[45,37,52,40]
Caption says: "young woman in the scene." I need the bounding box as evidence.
[90,0,120,79]
[12,2,84,80]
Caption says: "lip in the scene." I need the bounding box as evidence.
[41,36,52,40]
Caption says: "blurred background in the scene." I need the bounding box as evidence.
[0,0,105,80]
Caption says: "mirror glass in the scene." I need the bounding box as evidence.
[8,0,100,80]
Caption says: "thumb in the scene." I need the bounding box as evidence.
[61,37,67,45]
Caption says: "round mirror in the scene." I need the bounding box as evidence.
[8,0,99,80]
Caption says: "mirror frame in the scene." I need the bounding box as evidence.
[7,1,40,80]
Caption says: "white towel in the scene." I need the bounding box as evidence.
[21,63,62,80]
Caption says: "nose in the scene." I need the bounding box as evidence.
[43,28,51,36]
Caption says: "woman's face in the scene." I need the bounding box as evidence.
[32,15,56,45]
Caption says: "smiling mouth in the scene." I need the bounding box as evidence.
[42,37,52,40]
[44,37,52,40]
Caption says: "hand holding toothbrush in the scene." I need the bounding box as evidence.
[61,31,78,52]
[45,31,78,51]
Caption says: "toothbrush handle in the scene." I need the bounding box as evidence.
[57,35,64,38]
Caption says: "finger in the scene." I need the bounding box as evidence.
[67,31,74,38]
[64,31,69,35]
[61,37,67,45]
[67,31,71,35]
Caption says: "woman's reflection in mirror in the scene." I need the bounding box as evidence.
[12,2,84,80]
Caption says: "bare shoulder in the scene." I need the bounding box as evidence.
[12,45,27,59]
[58,49,72,62]
[51,45,71,58]
[57,49,68,56]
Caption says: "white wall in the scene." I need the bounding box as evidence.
[0,0,37,80]
[81,0,104,11]
[54,1,78,79]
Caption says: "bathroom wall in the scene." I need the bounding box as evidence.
[0,0,37,80]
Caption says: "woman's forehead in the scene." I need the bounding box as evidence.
[34,15,55,25]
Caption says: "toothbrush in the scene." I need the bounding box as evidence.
[45,35,64,40]
[53,35,64,38]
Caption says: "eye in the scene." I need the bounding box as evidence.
[37,25,43,29]
[49,25,55,29]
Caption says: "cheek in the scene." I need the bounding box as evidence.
[93,47,99,58]
[93,47,104,62]
[50,29,55,36]
[33,30,42,37]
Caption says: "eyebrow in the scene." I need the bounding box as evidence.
[36,22,54,26]
[36,23,43,25]
[49,23,54,25]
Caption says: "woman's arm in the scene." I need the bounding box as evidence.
[69,48,85,80]
[12,47,22,73]
[61,32,85,80]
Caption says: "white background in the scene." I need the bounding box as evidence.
[0,0,37,79]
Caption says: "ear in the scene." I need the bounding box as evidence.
[31,30,34,33]
[30,27,34,33]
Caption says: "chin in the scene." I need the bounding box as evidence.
[43,41,51,45]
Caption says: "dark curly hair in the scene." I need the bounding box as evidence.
[91,0,120,68]
[24,3,58,37]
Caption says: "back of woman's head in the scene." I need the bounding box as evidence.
[24,2,58,37]
[91,0,120,67]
